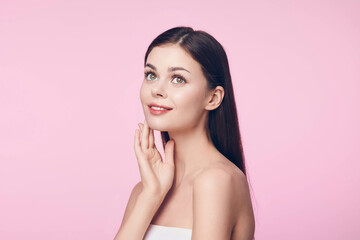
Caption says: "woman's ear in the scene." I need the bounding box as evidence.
[205,86,225,111]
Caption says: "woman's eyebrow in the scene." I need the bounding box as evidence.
[145,63,191,73]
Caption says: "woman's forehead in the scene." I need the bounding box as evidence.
[146,45,201,73]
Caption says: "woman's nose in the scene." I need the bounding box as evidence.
[151,82,167,98]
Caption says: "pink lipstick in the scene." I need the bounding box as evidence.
[148,103,173,115]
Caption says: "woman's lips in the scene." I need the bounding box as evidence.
[148,103,172,110]
[148,105,172,115]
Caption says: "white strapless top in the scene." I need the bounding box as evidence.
[143,224,192,240]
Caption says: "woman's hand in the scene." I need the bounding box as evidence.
[134,119,175,199]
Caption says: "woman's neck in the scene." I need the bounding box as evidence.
[167,125,220,188]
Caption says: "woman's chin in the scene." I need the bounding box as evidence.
[145,121,168,132]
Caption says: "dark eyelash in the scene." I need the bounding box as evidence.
[144,70,156,78]
[172,73,187,83]
[144,70,187,83]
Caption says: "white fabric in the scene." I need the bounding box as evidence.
[143,224,192,240]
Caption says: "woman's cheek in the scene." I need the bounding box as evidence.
[172,89,204,117]
[139,83,148,104]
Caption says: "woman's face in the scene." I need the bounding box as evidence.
[140,44,211,133]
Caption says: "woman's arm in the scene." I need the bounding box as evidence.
[191,168,255,240]
[114,120,175,239]
[191,169,233,239]
[113,182,163,240]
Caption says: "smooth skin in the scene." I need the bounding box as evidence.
[113,120,176,240]
[134,120,175,198]
[114,44,255,240]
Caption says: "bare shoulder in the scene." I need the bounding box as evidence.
[194,159,249,197]
[192,160,255,239]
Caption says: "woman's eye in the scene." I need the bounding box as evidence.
[144,71,185,84]
[145,72,157,81]
[172,76,185,84]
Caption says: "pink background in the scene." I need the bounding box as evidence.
[1,0,359,239]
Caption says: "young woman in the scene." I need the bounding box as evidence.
[114,26,255,240]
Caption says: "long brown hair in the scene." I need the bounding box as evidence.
[144,26,247,176]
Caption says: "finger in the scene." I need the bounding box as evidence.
[134,129,141,160]
[138,123,143,145]
[141,120,149,150]
[164,140,175,167]
[134,128,151,181]
[149,128,154,148]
